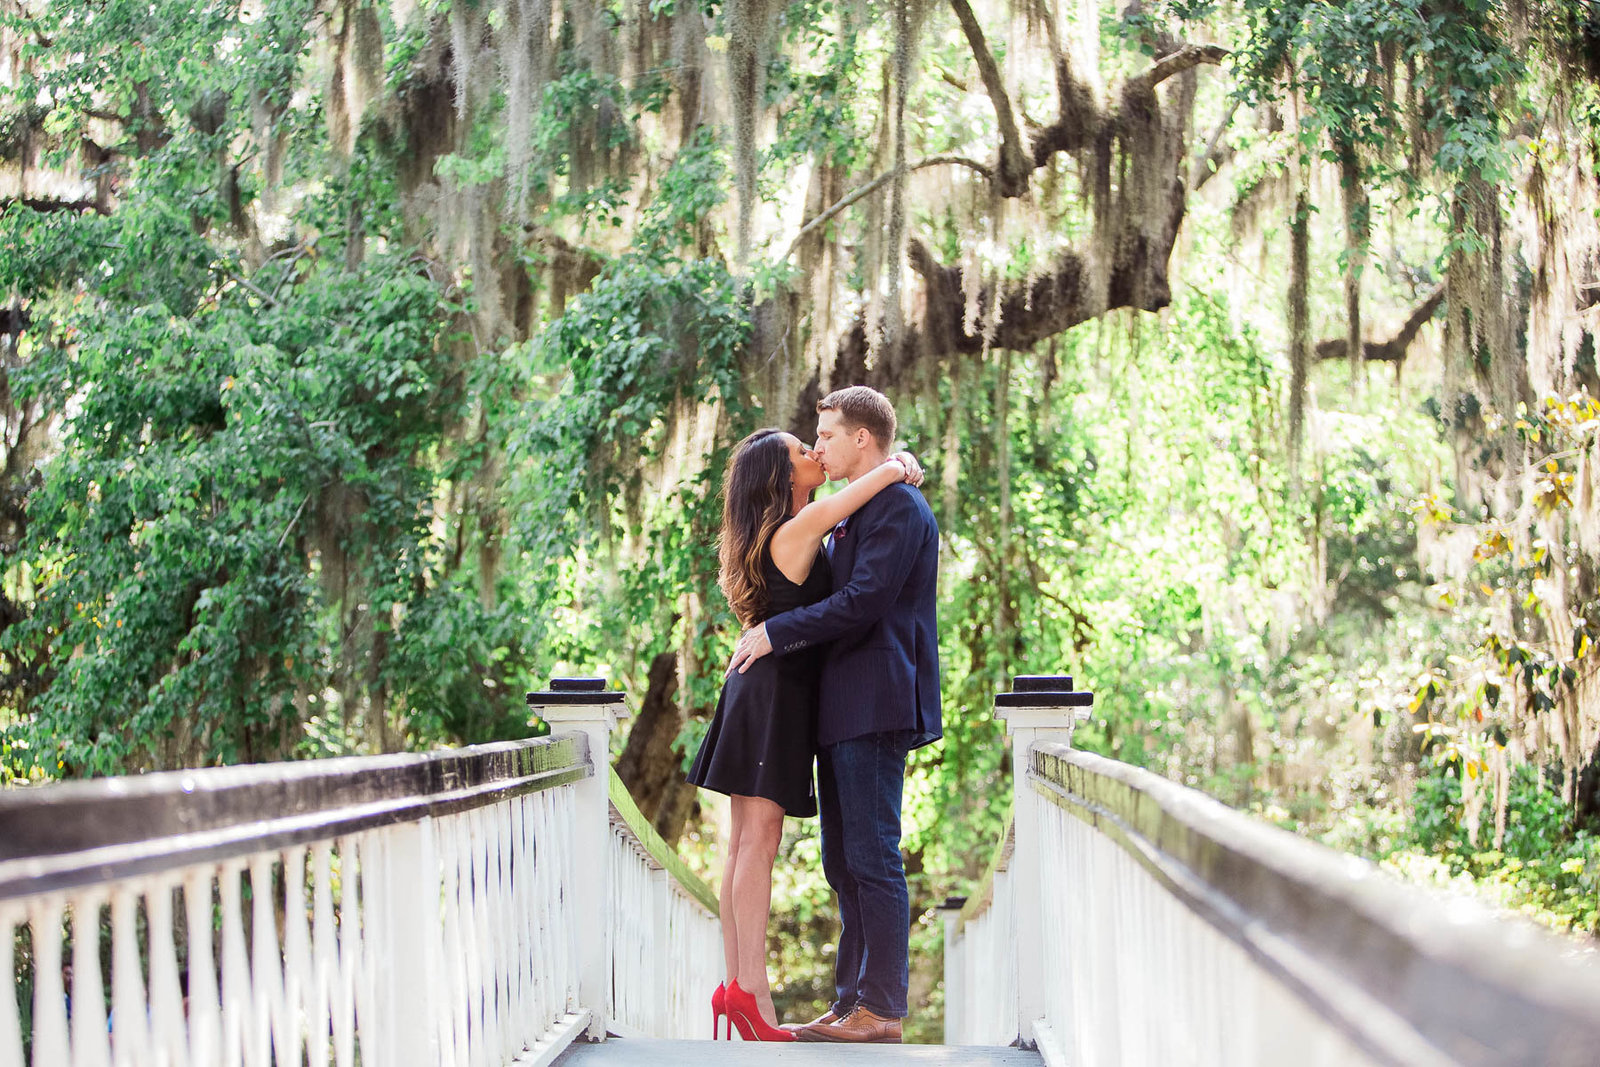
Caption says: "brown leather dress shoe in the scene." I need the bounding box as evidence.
[796,1006,902,1043]
[782,1009,841,1032]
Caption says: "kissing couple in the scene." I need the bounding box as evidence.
[687,385,943,1044]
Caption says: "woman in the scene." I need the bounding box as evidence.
[688,427,922,1042]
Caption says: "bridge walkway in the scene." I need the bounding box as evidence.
[551,1038,1043,1066]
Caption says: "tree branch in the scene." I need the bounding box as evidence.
[775,19,1227,426]
[1127,43,1230,94]
[1030,43,1227,172]
[526,227,606,283]
[897,235,1167,355]
[1,196,105,215]
[1029,62,1103,166]
[784,155,993,259]
[1315,283,1445,364]
[1189,98,1239,192]
[226,269,279,308]
[947,0,1032,196]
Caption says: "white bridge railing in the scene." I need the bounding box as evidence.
[1,677,719,1067]
[944,675,1600,1067]
[605,772,721,1039]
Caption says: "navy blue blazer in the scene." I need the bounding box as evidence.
[764,482,942,749]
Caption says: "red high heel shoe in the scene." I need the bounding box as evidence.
[725,980,796,1042]
[712,982,728,1039]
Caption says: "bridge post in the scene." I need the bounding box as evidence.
[529,678,632,1042]
[995,675,1091,1049]
[936,896,967,1045]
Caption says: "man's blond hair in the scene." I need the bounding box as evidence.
[818,386,897,451]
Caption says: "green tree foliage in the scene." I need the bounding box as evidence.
[0,202,558,770]
[1336,762,1600,935]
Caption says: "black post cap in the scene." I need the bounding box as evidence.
[938,895,968,910]
[550,678,606,692]
[526,677,623,705]
[1014,675,1073,692]
[996,672,1093,708]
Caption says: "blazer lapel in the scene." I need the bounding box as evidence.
[831,518,859,589]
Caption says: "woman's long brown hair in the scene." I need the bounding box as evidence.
[719,429,793,628]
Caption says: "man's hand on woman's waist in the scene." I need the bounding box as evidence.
[726,622,773,676]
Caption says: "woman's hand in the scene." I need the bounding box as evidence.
[890,451,925,487]
[778,448,926,550]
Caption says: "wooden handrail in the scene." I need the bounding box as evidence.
[607,767,719,916]
[958,809,1013,926]
[1031,742,1600,1067]
[0,734,588,899]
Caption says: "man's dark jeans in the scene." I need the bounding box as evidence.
[817,729,917,1020]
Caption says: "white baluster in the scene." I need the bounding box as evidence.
[1039,804,1068,1061]
[605,833,620,1032]
[639,850,656,1033]
[509,796,533,1046]
[0,908,23,1067]
[369,820,441,1067]
[620,832,636,1032]
[356,831,387,1067]
[144,878,187,1067]
[438,816,466,1067]
[560,786,582,1011]
[525,794,547,1039]
[489,806,508,1062]
[527,793,546,1037]
[466,809,487,1067]
[182,870,220,1067]
[487,805,507,1060]
[418,819,446,1066]
[464,807,483,1065]
[526,792,552,1033]
[29,898,68,1067]
[937,899,961,1046]
[333,838,359,1067]
[467,806,493,1067]
[218,859,250,1067]
[619,834,631,1032]
[661,886,678,1036]
[246,854,283,1067]
[281,846,312,1067]
[308,843,335,1067]
[551,787,575,1017]
[635,845,646,1029]
[450,814,472,1067]
[69,891,111,1067]
[352,833,382,1067]
[109,889,149,1067]
[611,832,627,1032]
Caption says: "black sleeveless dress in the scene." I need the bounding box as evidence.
[687,534,832,818]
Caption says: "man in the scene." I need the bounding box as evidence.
[727,385,942,1044]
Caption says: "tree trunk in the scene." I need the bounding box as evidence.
[615,650,700,846]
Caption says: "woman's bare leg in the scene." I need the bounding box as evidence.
[720,798,745,987]
[729,795,786,1025]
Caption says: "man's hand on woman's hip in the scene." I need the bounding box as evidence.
[726,622,773,676]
